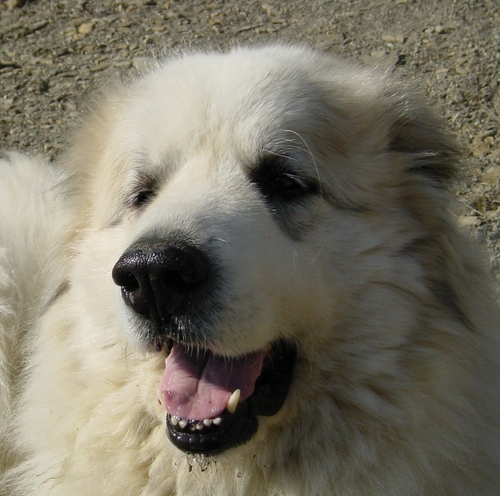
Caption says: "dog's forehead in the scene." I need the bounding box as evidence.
[116,47,356,167]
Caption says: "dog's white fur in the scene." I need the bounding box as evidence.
[1,45,500,495]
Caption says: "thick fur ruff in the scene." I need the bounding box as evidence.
[1,45,500,495]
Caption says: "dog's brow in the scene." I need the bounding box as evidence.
[283,129,323,194]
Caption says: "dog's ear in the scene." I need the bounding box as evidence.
[387,88,460,186]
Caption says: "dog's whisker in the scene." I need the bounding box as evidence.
[283,129,323,192]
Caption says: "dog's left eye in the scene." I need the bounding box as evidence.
[250,156,319,203]
[129,177,157,209]
[132,188,155,207]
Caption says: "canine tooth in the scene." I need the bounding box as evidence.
[227,389,241,414]
[213,417,222,425]
[178,419,188,429]
[203,419,213,427]
[171,416,178,426]
[196,423,204,430]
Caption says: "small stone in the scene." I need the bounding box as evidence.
[472,136,491,155]
[78,22,95,35]
[0,99,14,111]
[0,59,20,70]
[382,34,405,43]
[7,0,25,10]
[458,216,481,228]
[482,166,500,183]
[261,3,276,17]
[315,33,343,49]
[370,49,387,60]
[362,51,400,71]
[89,62,111,73]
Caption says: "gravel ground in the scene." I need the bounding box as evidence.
[1,0,500,269]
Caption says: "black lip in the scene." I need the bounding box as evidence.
[165,339,297,454]
[167,404,258,454]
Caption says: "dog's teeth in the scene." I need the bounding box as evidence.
[227,389,240,414]
[170,415,222,431]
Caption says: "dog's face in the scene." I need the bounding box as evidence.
[71,46,456,456]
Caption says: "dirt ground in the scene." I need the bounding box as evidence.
[1,0,499,270]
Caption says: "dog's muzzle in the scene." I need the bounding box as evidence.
[112,238,296,455]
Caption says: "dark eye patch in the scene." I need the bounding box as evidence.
[249,155,319,204]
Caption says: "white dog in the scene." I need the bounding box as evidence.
[1,45,500,495]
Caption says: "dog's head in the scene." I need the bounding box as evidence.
[69,45,459,456]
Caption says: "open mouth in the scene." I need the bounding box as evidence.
[158,339,296,454]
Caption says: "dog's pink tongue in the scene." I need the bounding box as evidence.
[160,343,265,421]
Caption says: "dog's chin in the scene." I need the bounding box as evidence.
[161,339,297,455]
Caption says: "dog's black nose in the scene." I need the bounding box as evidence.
[112,241,211,320]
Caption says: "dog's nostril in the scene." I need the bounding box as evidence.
[119,272,140,292]
[122,287,151,317]
[112,264,151,316]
